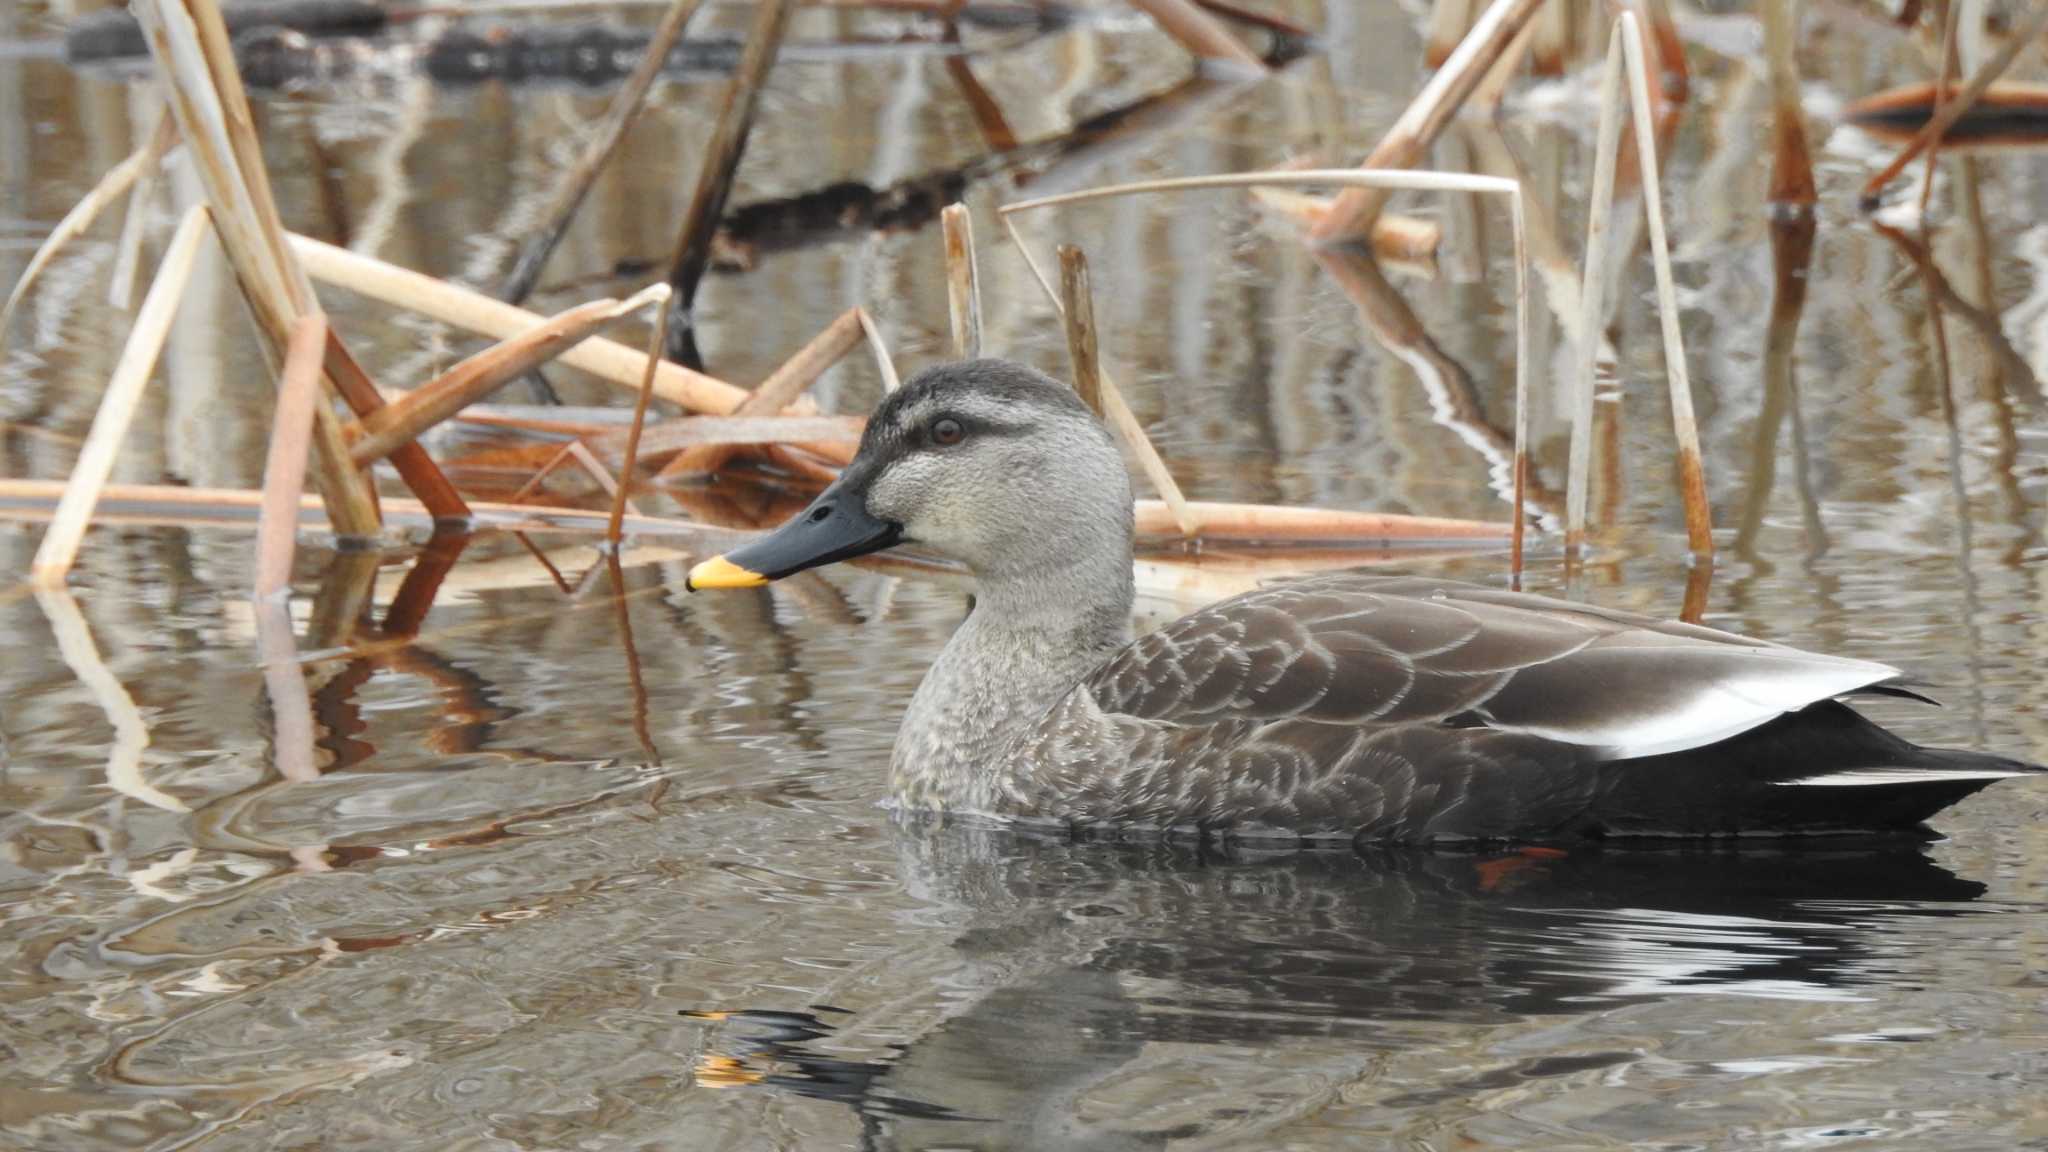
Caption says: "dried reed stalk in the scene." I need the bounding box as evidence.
[1002,168,1530,553]
[1310,0,1546,245]
[1128,0,1267,70]
[858,307,902,392]
[999,214,1195,536]
[289,234,858,459]
[347,284,670,465]
[31,205,212,586]
[613,416,866,460]
[500,0,709,304]
[1134,501,1511,541]
[1916,0,1961,220]
[2,479,712,539]
[134,0,382,536]
[111,108,177,310]
[609,285,673,544]
[1763,0,1815,206]
[322,332,472,521]
[656,306,863,478]
[255,313,331,601]
[1,141,152,356]
[1057,245,1105,418]
[1568,15,1711,560]
[1859,0,2048,205]
[663,0,794,350]
[941,204,983,359]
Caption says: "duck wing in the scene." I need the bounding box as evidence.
[1084,573,1902,761]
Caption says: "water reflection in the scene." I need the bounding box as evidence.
[690,823,1986,1150]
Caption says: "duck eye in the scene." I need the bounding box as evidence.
[930,417,965,447]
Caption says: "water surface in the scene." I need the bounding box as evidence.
[3,3,2046,1149]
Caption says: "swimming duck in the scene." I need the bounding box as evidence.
[686,359,2041,842]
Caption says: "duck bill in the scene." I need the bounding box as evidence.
[685,482,901,591]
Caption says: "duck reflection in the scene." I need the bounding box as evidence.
[687,825,1984,1150]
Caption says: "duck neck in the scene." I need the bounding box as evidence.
[890,545,1135,813]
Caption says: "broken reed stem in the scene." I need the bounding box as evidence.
[999,214,1196,537]
[857,307,902,392]
[348,283,670,465]
[662,0,793,354]
[655,306,863,478]
[0,145,151,356]
[941,204,983,359]
[32,205,212,586]
[1309,0,1546,244]
[609,285,673,545]
[1566,24,1626,557]
[134,0,383,537]
[1001,168,1529,545]
[1859,0,2048,206]
[255,313,331,601]
[1618,14,1712,561]
[287,234,862,469]
[322,332,472,521]
[110,110,178,311]
[1126,0,1267,71]
[500,0,708,304]
[1057,245,1105,418]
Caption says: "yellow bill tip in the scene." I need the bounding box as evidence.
[686,554,768,591]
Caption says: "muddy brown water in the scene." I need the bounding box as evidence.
[4,4,2047,1149]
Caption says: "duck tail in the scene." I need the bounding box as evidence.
[1775,746,2043,789]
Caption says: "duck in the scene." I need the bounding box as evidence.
[685,358,2042,843]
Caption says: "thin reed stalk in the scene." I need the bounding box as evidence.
[1568,15,1712,560]
[1133,501,1510,541]
[32,205,212,586]
[609,286,673,545]
[255,314,331,601]
[1001,168,1531,549]
[663,0,794,353]
[347,284,670,465]
[612,415,865,460]
[941,204,983,359]
[1917,0,1961,220]
[1127,0,1266,70]
[1566,28,1625,556]
[1859,0,2048,205]
[1310,0,1547,245]
[1057,245,1105,418]
[500,0,709,304]
[858,308,901,392]
[1618,14,1712,561]
[1,144,152,356]
[657,306,862,478]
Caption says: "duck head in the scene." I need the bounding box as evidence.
[686,358,1135,590]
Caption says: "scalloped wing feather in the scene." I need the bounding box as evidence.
[1079,573,1903,762]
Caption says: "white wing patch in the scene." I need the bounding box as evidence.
[1493,649,1901,760]
[1779,767,2033,787]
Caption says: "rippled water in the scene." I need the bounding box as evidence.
[4,3,2047,1149]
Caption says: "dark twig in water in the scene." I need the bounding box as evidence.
[663,0,793,357]
[610,286,673,545]
[1858,0,2048,207]
[499,0,709,306]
